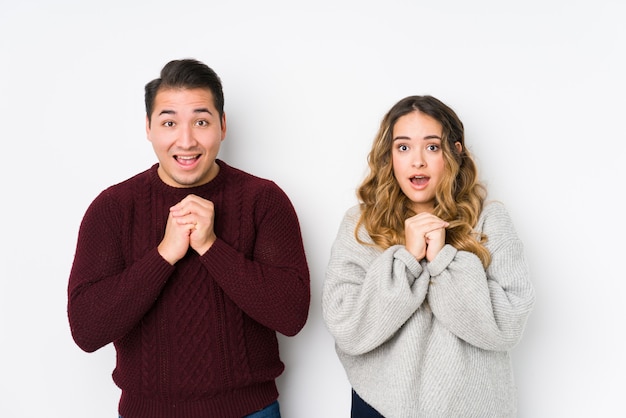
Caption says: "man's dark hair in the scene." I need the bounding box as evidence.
[145,58,225,124]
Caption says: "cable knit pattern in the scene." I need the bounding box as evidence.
[322,201,534,418]
[68,160,310,418]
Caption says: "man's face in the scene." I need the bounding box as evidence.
[146,87,226,188]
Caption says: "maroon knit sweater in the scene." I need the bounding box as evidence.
[67,160,310,418]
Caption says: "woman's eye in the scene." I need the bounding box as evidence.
[427,144,440,151]
[398,144,409,152]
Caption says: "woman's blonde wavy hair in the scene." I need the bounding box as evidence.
[356,95,491,268]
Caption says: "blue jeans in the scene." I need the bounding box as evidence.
[119,400,280,418]
[351,389,385,417]
[245,400,281,418]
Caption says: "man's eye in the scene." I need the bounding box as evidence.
[163,121,175,127]
[196,120,208,127]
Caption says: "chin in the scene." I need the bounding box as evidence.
[170,174,202,187]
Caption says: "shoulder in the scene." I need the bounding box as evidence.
[90,166,153,209]
[344,204,362,221]
[220,160,280,191]
[477,200,520,241]
[336,204,371,242]
[480,200,509,219]
[340,204,362,229]
[219,160,295,211]
[110,166,154,190]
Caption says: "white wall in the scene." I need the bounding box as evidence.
[1,0,624,416]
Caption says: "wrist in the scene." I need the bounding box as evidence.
[195,235,217,256]
[158,244,179,265]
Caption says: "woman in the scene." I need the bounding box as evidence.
[322,95,534,417]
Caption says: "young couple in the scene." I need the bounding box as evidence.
[68,58,534,418]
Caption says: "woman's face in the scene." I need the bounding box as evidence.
[391,111,449,213]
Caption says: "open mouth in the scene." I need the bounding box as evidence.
[175,155,201,166]
[410,175,429,186]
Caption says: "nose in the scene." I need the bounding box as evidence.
[412,151,426,168]
[177,125,197,148]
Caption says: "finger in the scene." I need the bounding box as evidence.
[170,204,191,217]
[174,215,198,227]
[178,194,212,209]
[424,222,449,233]
[171,199,200,213]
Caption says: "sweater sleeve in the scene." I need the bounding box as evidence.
[426,202,535,351]
[67,190,174,353]
[322,207,431,356]
[199,182,310,337]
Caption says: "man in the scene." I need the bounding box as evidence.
[67,58,310,417]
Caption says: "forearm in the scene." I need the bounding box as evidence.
[68,248,173,352]
[427,243,534,351]
[323,244,429,356]
[200,237,310,337]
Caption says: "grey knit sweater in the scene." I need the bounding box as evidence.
[322,201,534,417]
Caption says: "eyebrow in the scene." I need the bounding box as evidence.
[158,108,213,116]
[393,134,442,141]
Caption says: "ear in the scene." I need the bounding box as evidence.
[220,112,227,141]
[145,116,151,140]
[454,141,463,153]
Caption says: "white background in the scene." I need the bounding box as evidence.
[1,0,624,417]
